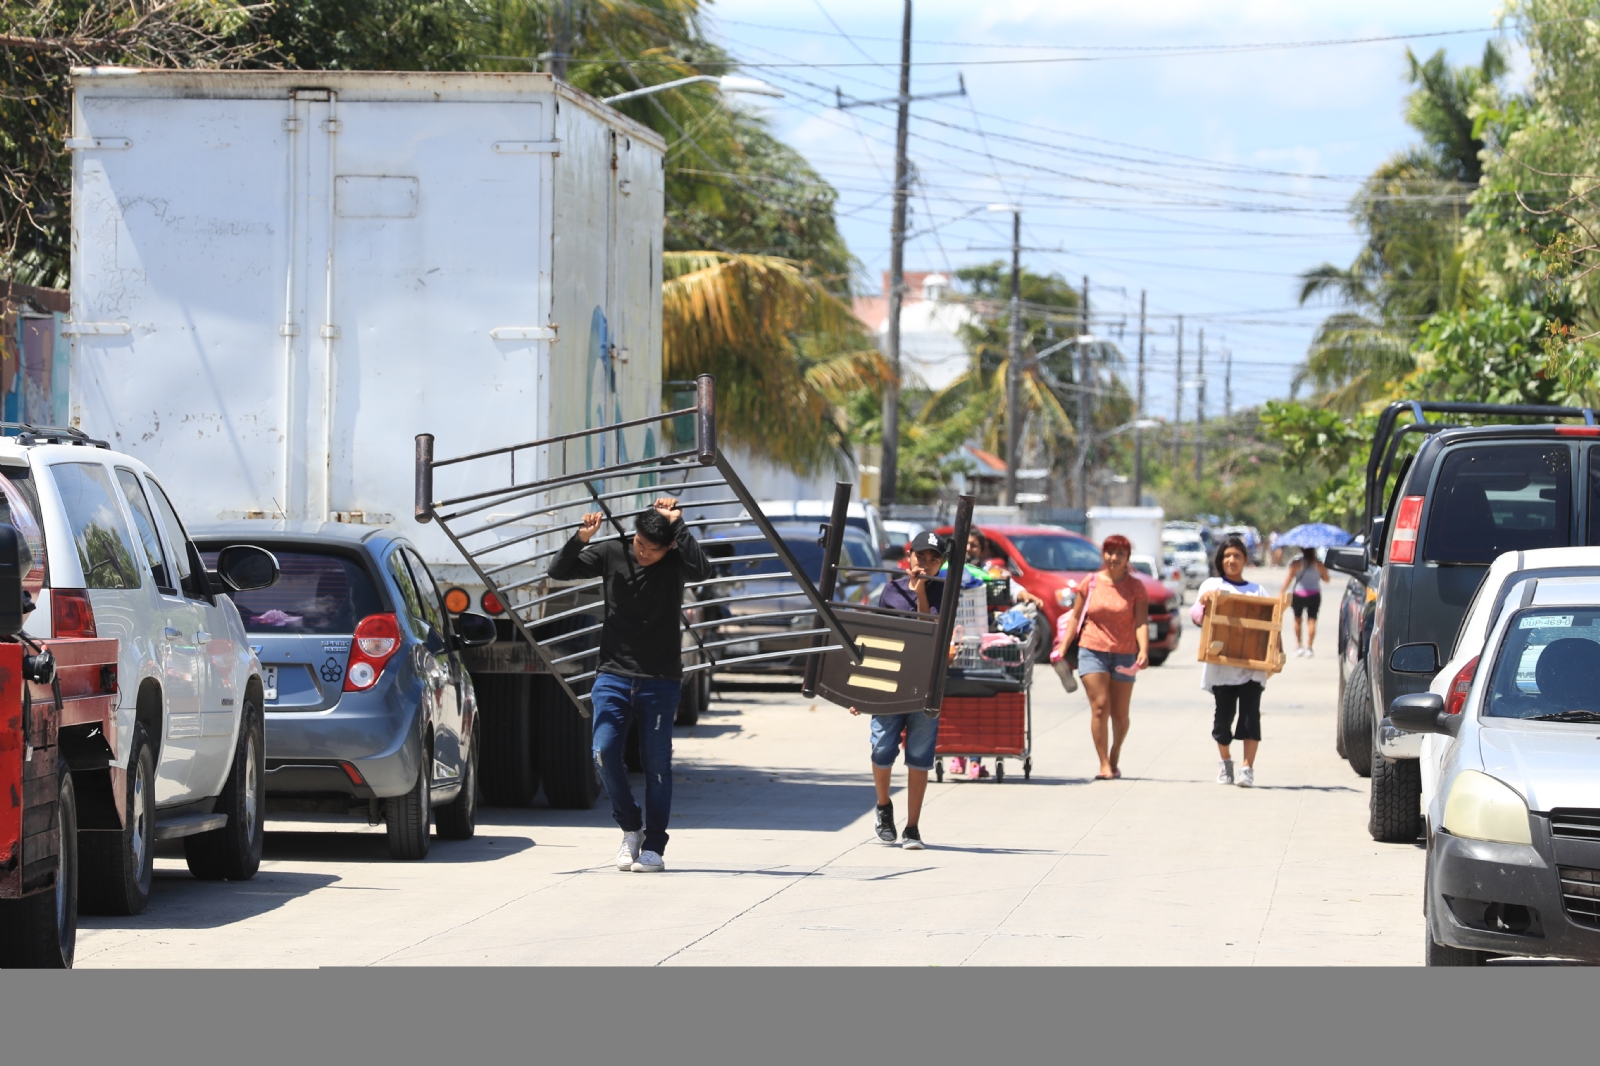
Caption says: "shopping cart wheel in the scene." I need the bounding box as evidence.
[934,759,943,783]
[995,759,1005,783]
[1023,757,1032,781]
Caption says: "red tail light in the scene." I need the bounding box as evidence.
[481,591,505,616]
[52,589,98,638]
[1389,495,1425,564]
[344,613,401,692]
[1445,655,1479,716]
[340,761,367,786]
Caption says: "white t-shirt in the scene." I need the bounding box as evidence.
[1193,576,1270,691]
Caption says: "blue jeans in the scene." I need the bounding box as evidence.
[591,672,680,855]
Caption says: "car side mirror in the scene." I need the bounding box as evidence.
[1389,643,1439,674]
[214,544,279,593]
[452,612,496,648]
[0,524,27,637]
[1388,692,1460,736]
[1325,545,1367,576]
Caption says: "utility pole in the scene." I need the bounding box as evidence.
[1172,316,1183,471]
[1134,290,1146,506]
[1195,328,1206,484]
[879,0,913,516]
[1224,345,1233,419]
[1076,276,1091,510]
[1004,209,1022,507]
[548,0,573,80]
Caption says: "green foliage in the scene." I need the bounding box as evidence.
[1407,303,1582,404]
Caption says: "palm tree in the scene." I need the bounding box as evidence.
[661,252,887,472]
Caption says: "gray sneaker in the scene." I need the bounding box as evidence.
[875,802,897,844]
[1217,759,1235,786]
[901,825,925,850]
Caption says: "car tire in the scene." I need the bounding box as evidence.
[477,675,539,807]
[79,723,155,916]
[184,693,265,881]
[385,738,432,861]
[0,760,78,968]
[539,677,599,810]
[1341,660,1373,778]
[1369,743,1422,843]
[674,671,702,726]
[435,723,478,841]
[1148,651,1169,667]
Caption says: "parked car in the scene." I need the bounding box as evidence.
[1132,553,1186,607]
[1390,547,1600,965]
[0,430,278,915]
[1162,527,1210,588]
[699,522,885,676]
[757,500,892,559]
[940,525,1181,666]
[1326,400,1600,844]
[882,519,928,568]
[192,522,494,860]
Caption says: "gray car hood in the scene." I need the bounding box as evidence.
[1478,722,1600,812]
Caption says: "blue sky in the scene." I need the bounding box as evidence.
[703,0,1513,416]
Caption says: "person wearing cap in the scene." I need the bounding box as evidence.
[851,530,947,849]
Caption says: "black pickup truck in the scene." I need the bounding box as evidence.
[1328,400,1600,842]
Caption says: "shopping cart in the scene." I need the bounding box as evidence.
[936,634,1033,782]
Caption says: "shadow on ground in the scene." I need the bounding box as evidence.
[79,869,341,931]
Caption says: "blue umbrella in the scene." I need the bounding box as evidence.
[1278,522,1352,549]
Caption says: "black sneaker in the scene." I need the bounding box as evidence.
[901,825,924,850]
[875,802,897,844]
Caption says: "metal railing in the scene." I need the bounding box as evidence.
[416,374,970,717]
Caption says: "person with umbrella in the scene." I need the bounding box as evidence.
[1274,523,1347,658]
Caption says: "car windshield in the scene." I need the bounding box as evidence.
[1167,539,1203,553]
[1484,607,1600,720]
[201,548,383,634]
[1007,534,1103,572]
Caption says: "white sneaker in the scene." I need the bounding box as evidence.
[616,830,642,871]
[1304,647,1314,658]
[632,850,666,873]
[1238,765,1254,788]
[1217,759,1234,785]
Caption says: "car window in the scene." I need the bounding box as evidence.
[200,549,382,634]
[386,546,429,636]
[142,477,194,584]
[49,462,141,590]
[115,468,174,593]
[1484,607,1600,719]
[0,469,45,594]
[402,549,445,633]
[1007,535,1104,572]
[1423,445,1570,564]
[1131,560,1155,576]
[707,531,825,581]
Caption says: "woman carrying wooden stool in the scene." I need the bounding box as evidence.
[1191,535,1269,787]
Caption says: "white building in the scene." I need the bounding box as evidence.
[853,272,975,391]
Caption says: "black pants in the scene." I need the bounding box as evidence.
[1212,681,1263,745]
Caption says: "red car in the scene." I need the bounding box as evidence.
[938,524,1182,666]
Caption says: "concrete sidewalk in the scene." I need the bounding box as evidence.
[76,572,1423,966]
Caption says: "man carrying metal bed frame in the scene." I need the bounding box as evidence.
[548,498,711,873]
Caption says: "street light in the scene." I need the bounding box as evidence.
[987,204,1022,507]
[604,74,785,105]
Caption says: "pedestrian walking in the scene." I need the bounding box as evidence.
[1053,534,1148,780]
[547,497,711,873]
[1280,546,1330,657]
[852,531,949,849]
[1193,535,1269,787]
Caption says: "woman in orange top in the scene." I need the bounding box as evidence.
[1054,534,1149,779]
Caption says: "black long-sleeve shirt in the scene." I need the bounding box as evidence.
[547,520,712,680]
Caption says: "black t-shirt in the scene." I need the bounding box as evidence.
[547,520,712,679]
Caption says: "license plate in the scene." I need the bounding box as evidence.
[1148,623,1160,639]
[263,666,278,702]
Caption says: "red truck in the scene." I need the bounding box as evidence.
[0,521,119,968]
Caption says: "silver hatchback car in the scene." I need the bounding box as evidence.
[192,522,493,860]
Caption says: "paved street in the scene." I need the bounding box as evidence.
[76,571,1424,967]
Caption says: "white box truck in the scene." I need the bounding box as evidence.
[1086,506,1165,561]
[65,69,665,807]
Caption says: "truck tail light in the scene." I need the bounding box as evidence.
[481,591,505,616]
[443,587,470,614]
[52,589,98,638]
[1445,655,1479,716]
[1389,495,1425,564]
[344,613,401,692]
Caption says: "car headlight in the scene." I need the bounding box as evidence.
[1442,770,1531,845]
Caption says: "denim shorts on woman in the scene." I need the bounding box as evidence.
[870,711,941,771]
[1078,646,1139,682]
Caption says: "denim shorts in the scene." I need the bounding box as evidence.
[1078,646,1138,682]
[870,711,940,771]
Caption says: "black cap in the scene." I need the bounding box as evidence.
[909,531,948,556]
